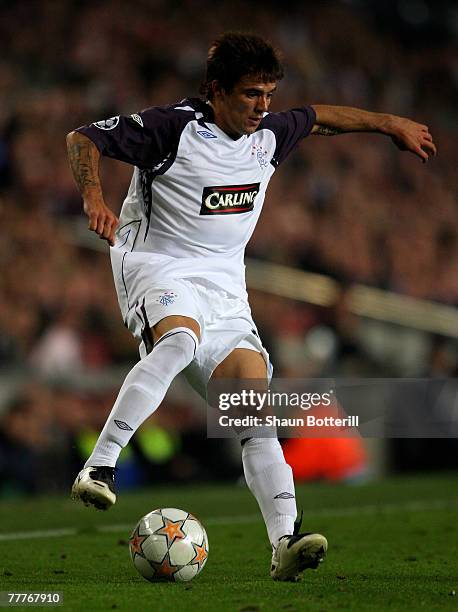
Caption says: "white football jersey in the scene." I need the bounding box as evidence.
[78,99,315,298]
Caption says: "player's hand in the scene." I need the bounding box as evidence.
[389,116,437,163]
[83,198,119,246]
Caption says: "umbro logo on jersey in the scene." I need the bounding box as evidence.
[200,183,260,215]
[197,130,217,139]
[130,113,144,127]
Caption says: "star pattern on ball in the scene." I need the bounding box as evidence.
[151,553,180,579]
[155,516,186,547]
[129,526,149,558]
[191,541,208,570]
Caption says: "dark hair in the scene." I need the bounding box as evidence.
[200,32,284,100]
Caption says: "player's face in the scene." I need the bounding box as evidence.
[213,77,277,138]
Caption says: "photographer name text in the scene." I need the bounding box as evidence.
[218,415,359,428]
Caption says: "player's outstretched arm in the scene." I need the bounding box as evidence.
[310,105,437,163]
[66,131,119,246]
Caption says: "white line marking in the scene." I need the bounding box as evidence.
[0,498,456,542]
[0,528,77,541]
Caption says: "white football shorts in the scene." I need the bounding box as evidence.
[111,249,272,398]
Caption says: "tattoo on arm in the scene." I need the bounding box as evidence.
[313,125,344,136]
[67,136,100,194]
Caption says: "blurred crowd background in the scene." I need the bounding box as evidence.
[0,0,457,496]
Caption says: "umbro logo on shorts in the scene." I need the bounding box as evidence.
[200,183,260,215]
[274,492,295,499]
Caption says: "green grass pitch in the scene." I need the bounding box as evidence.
[0,473,456,611]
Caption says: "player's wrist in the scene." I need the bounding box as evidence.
[376,113,397,136]
[82,186,104,203]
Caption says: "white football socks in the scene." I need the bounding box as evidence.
[85,327,198,468]
[242,438,297,547]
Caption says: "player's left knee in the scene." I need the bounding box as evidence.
[212,348,267,379]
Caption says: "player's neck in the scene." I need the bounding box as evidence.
[208,101,244,140]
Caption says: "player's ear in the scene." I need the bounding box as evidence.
[211,80,224,99]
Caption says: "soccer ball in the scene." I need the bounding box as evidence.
[129,508,209,582]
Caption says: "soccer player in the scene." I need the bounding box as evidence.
[66,32,436,581]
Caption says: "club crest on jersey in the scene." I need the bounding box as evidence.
[251,143,269,168]
[93,116,120,130]
[200,183,260,215]
[197,129,217,139]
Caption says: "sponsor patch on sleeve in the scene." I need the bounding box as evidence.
[93,116,120,130]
